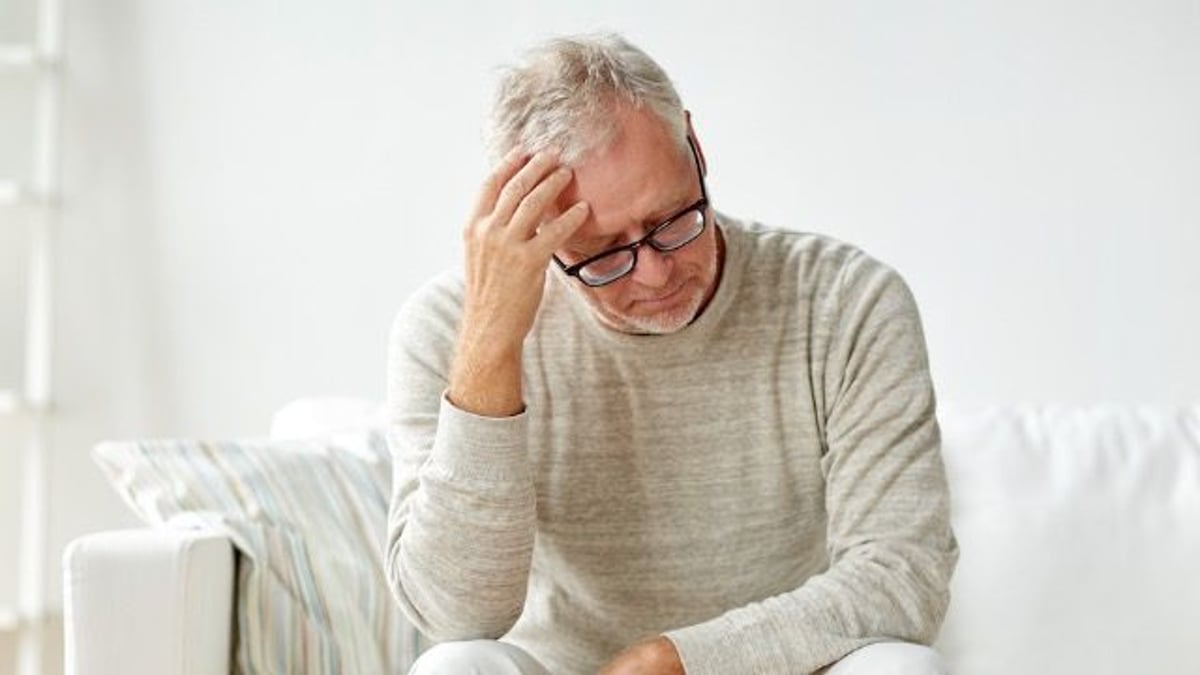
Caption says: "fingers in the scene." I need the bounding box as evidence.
[533,200,590,255]
[471,147,528,218]
[469,147,588,257]
[508,165,575,238]
[491,151,562,226]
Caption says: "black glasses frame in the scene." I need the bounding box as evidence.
[553,136,709,288]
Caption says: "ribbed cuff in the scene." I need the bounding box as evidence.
[664,616,743,675]
[428,392,530,481]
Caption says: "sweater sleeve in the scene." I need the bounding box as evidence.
[664,254,959,674]
[381,274,538,642]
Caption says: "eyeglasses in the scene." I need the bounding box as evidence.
[553,136,709,288]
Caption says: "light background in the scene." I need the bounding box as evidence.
[0,0,1197,634]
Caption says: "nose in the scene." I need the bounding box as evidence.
[630,245,673,288]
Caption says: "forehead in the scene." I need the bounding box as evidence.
[559,109,692,241]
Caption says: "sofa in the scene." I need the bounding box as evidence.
[62,398,1200,674]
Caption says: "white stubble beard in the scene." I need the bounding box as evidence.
[576,232,721,335]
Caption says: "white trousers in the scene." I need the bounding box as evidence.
[408,639,948,674]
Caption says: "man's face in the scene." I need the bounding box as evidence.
[553,108,723,335]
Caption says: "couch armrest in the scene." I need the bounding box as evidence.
[62,527,235,675]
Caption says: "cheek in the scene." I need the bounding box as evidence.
[679,244,707,268]
[677,234,717,273]
[591,281,631,308]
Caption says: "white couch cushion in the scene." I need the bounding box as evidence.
[936,404,1200,674]
[269,396,384,440]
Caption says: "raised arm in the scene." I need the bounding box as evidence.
[382,150,589,641]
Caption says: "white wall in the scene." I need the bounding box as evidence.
[1,0,44,629]
[6,0,1198,613]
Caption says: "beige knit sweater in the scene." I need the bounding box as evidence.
[384,214,958,674]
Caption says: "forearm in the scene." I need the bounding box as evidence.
[664,530,955,674]
[384,396,537,641]
[447,319,525,417]
[383,292,537,641]
[666,455,955,674]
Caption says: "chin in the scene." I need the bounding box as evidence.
[596,285,708,335]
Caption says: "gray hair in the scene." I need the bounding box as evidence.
[486,32,688,164]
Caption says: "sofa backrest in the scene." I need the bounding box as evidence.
[276,398,1200,672]
[936,404,1200,674]
[270,396,385,440]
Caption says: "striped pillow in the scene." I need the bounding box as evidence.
[93,429,429,673]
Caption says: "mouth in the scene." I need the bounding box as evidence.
[630,280,691,308]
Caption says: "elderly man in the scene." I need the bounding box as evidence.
[385,33,958,675]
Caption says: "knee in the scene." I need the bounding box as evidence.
[828,641,948,675]
[408,640,546,675]
[409,640,496,675]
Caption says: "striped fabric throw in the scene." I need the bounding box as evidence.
[94,429,429,673]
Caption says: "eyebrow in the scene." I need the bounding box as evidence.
[645,193,694,226]
[576,193,694,251]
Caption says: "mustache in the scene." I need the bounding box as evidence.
[627,279,690,302]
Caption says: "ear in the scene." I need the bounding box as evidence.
[684,110,708,176]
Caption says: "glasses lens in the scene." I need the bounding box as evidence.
[579,250,635,286]
[650,208,706,251]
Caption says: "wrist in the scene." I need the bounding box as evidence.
[448,336,524,418]
[457,311,526,363]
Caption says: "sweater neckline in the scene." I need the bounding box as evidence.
[549,214,747,352]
